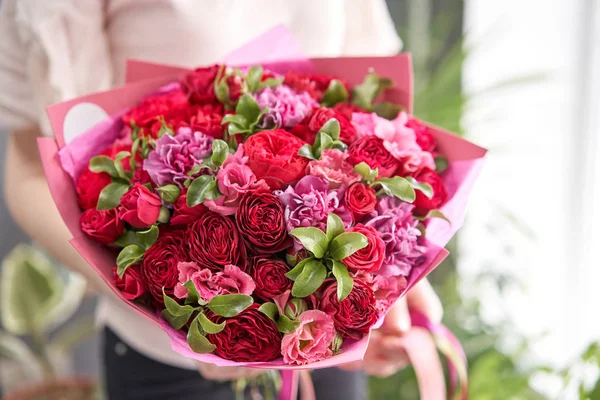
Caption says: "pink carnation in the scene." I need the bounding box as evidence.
[362,273,408,313]
[174,263,255,302]
[281,310,336,365]
[254,85,318,129]
[306,149,361,189]
[204,148,269,215]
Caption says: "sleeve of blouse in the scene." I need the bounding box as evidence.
[0,0,112,135]
[342,0,403,56]
[0,0,37,131]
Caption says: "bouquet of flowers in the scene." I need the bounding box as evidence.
[39,27,484,399]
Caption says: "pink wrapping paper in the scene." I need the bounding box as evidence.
[39,26,484,373]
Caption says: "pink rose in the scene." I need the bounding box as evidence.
[281,310,336,365]
[306,149,361,189]
[190,264,255,302]
[119,184,162,229]
[204,153,269,215]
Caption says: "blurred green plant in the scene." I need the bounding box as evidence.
[0,244,98,398]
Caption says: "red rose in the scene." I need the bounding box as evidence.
[412,168,448,215]
[406,118,436,153]
[79,208,124,244]
[333,103,368,120]
[131,168,153,186]
[184,103,225,139]
[284,72,348,101]
[243,129,308,189]
[119,184,162,229]
[342,224,385,274]
[348,136,400,178]
[291,107,356,144]
[319,279,379,339]
[225,75,244,103]
[76,169,112,210]
[140,229,188,304]
[180,65,220,105]
[123,91,189,138]
[206,304,282,362]
[236,191,291,254]
[187,212,245,271]
[113,265,147,300]
[344,183,377,220]
[246,256,292,301]
[171,188,207,226]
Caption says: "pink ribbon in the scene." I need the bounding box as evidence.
[278,312,468,400]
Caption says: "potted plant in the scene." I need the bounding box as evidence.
[0,244,98,399]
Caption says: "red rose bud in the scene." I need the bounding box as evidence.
[333,103,368,120]
[348,136,400,178]
[319,279,379,340]
[225,74,244,103]
[291,107,356,145]
[76,169,112,210]
[236,191,291,254]
[186,212,245,271]
[171,188,207,226]
[113,265,147,300]
[284,72,348,101]
[180,65,220,105]
[285,248,310,267]
[344,183,377,221]
[412,168,448,215]
[244,129,308,189]
[119,184,162,229]
[342,224,385,274]
[79,208,124,244]
[131,168,153,186]
[206,304,282,362]
[246,256,292,301]
[406,117,437,153]
[140,229,188,304]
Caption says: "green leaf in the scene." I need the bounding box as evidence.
[291,259,327,298]
[97,181,130,210]
[187,164,202,177]
[1,245,63,335]
[116,245,144,278]
[245,65,263,93]
[160,309,191,330]
[155,184,180,204]
[236,93,262,125]
[332,260,354,301]
[198,312,226,334]
[318,118,341,141]
[326,213,345,243]
[207,294,253,317]
[353,162,379,182]
[289,227,329,258]
[285,258,311,281]
[186,175,221,207]
[298,144,316,160]
[321,80,348,107]
[221,113,247,126]
[187,315,217,354]
[329,232,368,261]
[313,132,333,159]
[277,315,301,334]
[258,302,278,321]
[374,176,416,203]
[414,209,451,224]
[89,155,119,177]
[406,177,434,199]
[435,156,449,173]
[182,281,201,304]
[113,151,131,179]
[211,139,229,168]
[351,72,394,110]
[331,140,347,152]
[257,76,284,90]
[162,288,196,316]
[130,138,140,171]
[373,102,403,120]
[114,225,159,250]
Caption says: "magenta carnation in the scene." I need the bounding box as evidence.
[254,85,318,129]
[365,196,427,277]
[143,127,213,188]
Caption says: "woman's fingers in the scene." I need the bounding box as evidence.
[379,296,411,335]
[406,278,443,323]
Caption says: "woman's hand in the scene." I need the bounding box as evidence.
[340,278,443,377]
[196,362,264,381]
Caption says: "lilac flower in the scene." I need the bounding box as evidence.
[276,176,351,234]
[365,196,426,277]
[254,85,318,129]
[143,127,213,188]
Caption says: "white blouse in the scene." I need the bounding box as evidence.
[0,0,401,368]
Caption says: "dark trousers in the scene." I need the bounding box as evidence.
[103,327,367,399]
